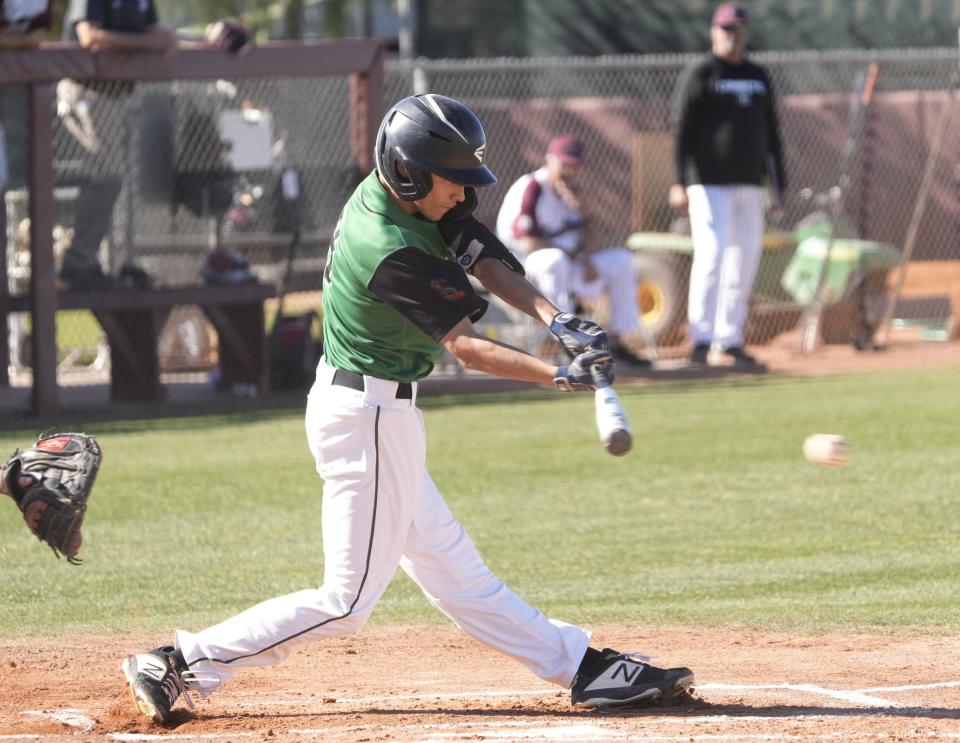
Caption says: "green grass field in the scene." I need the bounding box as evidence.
[1,367,958,639]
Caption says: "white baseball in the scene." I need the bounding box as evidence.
[803,433,851,467]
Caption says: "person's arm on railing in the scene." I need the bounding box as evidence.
[0,29,46,48]
[74,21,177,52]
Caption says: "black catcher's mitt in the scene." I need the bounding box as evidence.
[203,19,252,54]
[1,433,102,564]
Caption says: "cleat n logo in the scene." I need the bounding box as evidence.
[139,659,167,682]
[612,662,641,683]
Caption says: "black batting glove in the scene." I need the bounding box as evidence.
[554,348,615,392]
[550,312,609,359]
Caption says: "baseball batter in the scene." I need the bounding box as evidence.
[120,94,693,723]
[669,2,786,367]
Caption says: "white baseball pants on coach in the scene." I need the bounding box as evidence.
[522,247,639,336]
[686,184,765,349]
[175,358,590,695]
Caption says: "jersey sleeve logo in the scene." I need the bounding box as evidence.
[430,278,466,302]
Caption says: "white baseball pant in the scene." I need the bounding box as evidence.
[175,358,590,695]
[522,247,640,336]
[686,184,765,349]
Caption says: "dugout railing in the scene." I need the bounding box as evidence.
[0,40,383,416]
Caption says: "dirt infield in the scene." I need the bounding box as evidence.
[2,625,959,741]
[753,329,960,377]
[4,338,958,740]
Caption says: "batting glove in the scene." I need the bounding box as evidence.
[555,348,615,391]
[550,312,609,359]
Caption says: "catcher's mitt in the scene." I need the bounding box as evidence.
[1,433,102,564]
[203,19,252,54]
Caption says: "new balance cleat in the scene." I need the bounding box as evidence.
[120,646,193,724]
[571,649,694,709]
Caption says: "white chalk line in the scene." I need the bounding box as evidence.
[862,680,960,693]
[8,731,960,743]
[699,682,896,707]
[239,677,960,710]
[108,735,253,741]
[410,733,960,742]
[8,679,960,740]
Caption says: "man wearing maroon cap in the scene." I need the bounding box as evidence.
[496,134,653,366]
[669,2,787,368]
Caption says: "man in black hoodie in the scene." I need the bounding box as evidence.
[669,2,787,368]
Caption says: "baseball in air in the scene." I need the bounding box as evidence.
[803,433,851,467]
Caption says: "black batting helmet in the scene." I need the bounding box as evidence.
[375,94,497,201]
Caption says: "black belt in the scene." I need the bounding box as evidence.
[331,368,413,399]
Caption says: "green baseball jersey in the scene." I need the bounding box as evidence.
[322,171,487,382]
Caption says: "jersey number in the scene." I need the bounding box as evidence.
[323,209,345,286]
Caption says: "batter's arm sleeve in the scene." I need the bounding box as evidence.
[448,215,525,276]
[437,189,525,276]
[764,71,788,196]
[671,61,702,186]
[368,247,488,342]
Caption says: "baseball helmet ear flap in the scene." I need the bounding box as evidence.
[375,94,496,202]
[376,109,433,200]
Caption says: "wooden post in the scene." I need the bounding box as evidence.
[0,185,8,387]
[28,81,59,417]
[350,42,384,175]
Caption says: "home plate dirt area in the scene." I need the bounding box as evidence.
[2,626,959,741]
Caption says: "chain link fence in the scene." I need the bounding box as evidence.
[3,47,958,412]
[4,71,361,406]
[389,48,959,355]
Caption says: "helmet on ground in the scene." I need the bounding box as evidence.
[375,93,497,201]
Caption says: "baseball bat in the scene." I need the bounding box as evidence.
[591,365,632,457]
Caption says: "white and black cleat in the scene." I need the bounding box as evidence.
[120,646,193,724]
[571,649,694,710]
